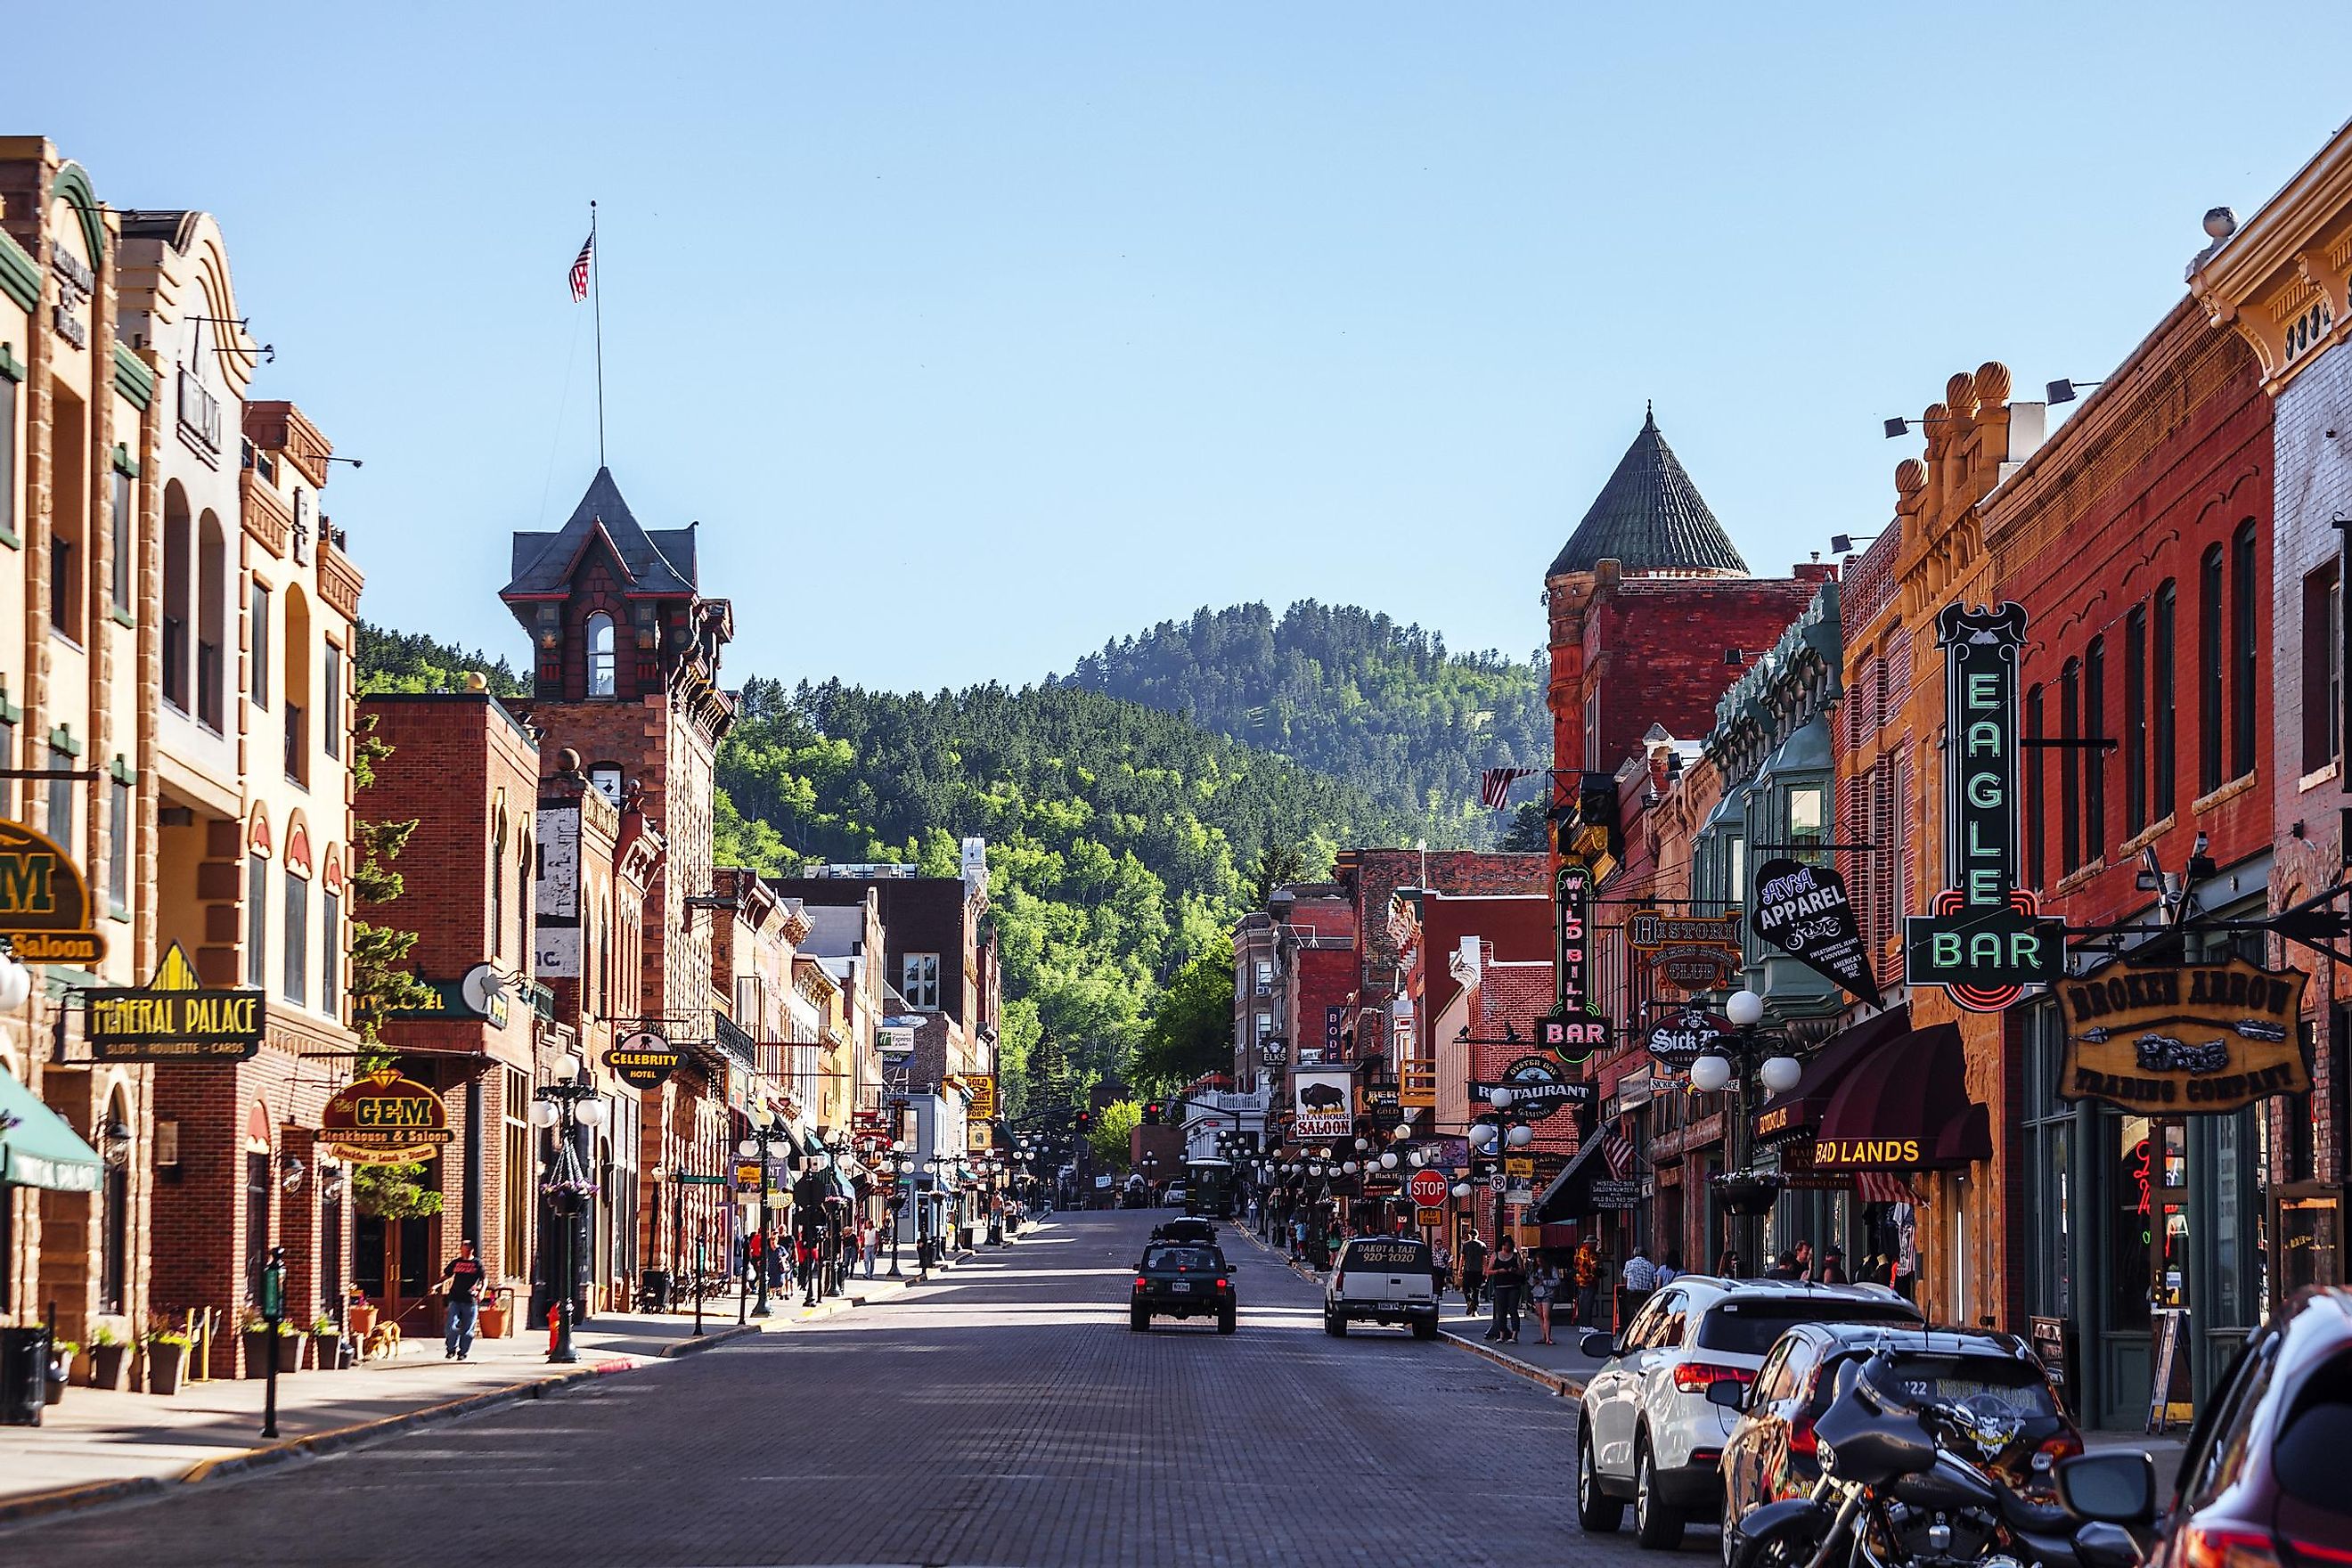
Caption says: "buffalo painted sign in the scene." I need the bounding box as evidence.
[2056,956,2309,1115]
[1902,603,2064,1009]
[1546,858,1612,1064]
[1752,858,1880,1006]
[1470,1055,1589,1121]
[603,1030,680,1090]
[322,1071,453,1164]
[1626,909,1744,992]
[0,817,105,965]
[1645,1007,1734,1066]
[84,943,265,1062]
[1291,1069,1354,1139]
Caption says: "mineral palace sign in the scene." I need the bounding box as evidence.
[2056,956,2309,1115]
[84,943,266,1062]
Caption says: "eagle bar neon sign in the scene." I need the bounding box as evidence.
[1902,602,2065,1009]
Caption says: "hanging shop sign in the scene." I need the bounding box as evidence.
[1291,1068,1354,1139]
[1359,1082,1402,1123]
[1260,1036,1289,1067]
[0,818,105,965]
[1470,1055,1589,1120]
[1324,1005,1344,1060]
[1545,858,1612,1065]
[1902,602,2064,1009]
[322,1070,453,1165]
[1752,858,1881,1006]
[2054,956,2310,1115]
[966,1074,998,1121]
[1626,909,1744,992]
[603,1029,679,1090]
[84,943,265,1062]
[1645,1007,1734,1066]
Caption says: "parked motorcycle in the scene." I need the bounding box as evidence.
[1719,1351,2141,1568]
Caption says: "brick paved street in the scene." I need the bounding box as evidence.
[4,1209,1685,1567]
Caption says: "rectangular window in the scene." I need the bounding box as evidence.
[2025,685,2046,890]
[902,952,940,1011]
[503,1066,532,1284]
[2084,636,2106,860]
[45,748,72,856]
[1786,785,1825,847]
[322,890,340,1021]
[2153,582,2176,818]
[323,645,342,760]
[2232,522,2258,780]
[2125,608,2147,832]
[284,699,305,784]
[2060,659,2081,872]
[48,533,74,636]
[108,777,129,912]
[110,465,132,613]
[246,852,267,988]
[2199,548,2224,793]
[249,581,270,708]
[284,869,308,1006]
[2304,564,2343,774]
[0,372,16,540]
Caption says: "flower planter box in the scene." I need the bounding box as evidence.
[312,1333,347,1369]
[275,1334,303,1374]
[86,1343,130,1391]
[145,1342,188,1395]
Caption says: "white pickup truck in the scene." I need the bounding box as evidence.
[1323,1236,1441,1338]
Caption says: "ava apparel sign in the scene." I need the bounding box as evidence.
[323,1070,453,1164]
[1544,858,1612,1064]
[1626,909,1744,992]
[1752,858,1880,1006]
[0,817,105,965]
[1902,602,2065,1009]
[2055,956,2310,1115]
[84,943,265,1062]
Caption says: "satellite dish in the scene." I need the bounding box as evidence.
[461,962,510,1019]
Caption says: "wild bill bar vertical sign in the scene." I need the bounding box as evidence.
[1902,602,2066,1009]
[1543,857,1611,1065]
[1752,859,1879,1006]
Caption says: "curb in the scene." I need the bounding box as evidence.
[0,1474,169,1530]
[658,1324,759,1357]
[1439,1328,1588,1399]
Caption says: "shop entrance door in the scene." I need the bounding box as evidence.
[354,1214,437,1336]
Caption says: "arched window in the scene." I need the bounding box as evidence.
[586,612,616,698]
[2152,580,2176,818]
[2060,657,2082,872]
[163,483,192,711]
[490,813,506,961]
[197,512,225,731]
[100,1089,131,1314]
[2232,519,2258,779]
[2199,545,2225,793]
[2024,683,2046,890]
[2084,635,2106,858]
[2124,607,2147,834]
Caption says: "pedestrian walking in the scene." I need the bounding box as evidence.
[439,1239,486,1362]
[1432,1241,1452,1300]
[1527,1252,1563,1344]
[1459,1229,1488,1316]
[1817,1245,1849,1285]
[1483,1237,1525,1343]
[987,1193,1006,1246]
[859,1217,879,1278]
[1572,1239,1602,1328]
[1715,1246,1744,1278]
[1656,1249,1683,1286]
[1621,1243,1659,1293]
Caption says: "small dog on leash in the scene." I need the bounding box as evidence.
[362,1321,403,1360]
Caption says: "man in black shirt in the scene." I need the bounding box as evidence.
[441,1240,487,1361]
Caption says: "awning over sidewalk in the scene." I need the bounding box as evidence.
[0,1069,102,1192]
[1752,1006,1913,1145]
[1811,1021,1989,1172]
[1533,1134,1612,1221]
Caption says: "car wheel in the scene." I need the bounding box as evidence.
[1130,1307,1149,1332]
[1217,1308,1237,1335]
[1634,1435,1685,1550]
[1576,1422,1624,1533]
[1325,1311,1347,1337]
[1721,1485,1741,1568]
[1410,1319,1438,1340]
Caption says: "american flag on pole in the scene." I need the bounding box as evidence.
[568,233,594,303]
[1600,1125,1637,1179]
[1480,766,1538,811]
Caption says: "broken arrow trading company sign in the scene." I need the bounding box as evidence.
[1752,858,1881,1007]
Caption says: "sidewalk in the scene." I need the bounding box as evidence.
[0,1248,972,1525]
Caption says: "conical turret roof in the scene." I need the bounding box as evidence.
[1548,408,1746,578]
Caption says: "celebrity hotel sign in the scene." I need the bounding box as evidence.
[1902,602,2065,1009]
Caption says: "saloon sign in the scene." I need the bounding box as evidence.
[84,943,265,1063]
[1902,602,2064,1009]
[1545,858,1612,1064]
[1645,1007,1734,1066]
[0,817,105,965]
[323,1070,454,1164]
[2056,956,2309,1115]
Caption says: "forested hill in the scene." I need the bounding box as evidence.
[709,676,1409,1101]
[1053,600,1548,835]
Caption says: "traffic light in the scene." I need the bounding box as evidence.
[1075,1109,1093,1134]
[1142,1100,1164,1125]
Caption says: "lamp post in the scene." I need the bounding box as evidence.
[737,1111,790,1317]
[259,1244,286,1438]
[528,1048,610,1364]
[889,1142,911,1276]
[1689,988,1804,1274]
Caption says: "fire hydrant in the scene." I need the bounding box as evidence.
[546,1303,562,1357]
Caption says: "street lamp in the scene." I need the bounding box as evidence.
[528,1050,608,1364]
[736,1111,790,1316]
[1694,988,1806,1271]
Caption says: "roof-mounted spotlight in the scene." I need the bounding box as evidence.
[2046,379,2104,405]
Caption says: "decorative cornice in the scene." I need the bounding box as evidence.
[318,541,363,621]
[2185,118,2352,393]
[111,344,155,411]
[0,229,37,313]
[48,162,107,270]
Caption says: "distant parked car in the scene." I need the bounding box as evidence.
[2054,1286,2352,1566]
[1323,1236,1440,1339]
[1575,1276,1923,1548]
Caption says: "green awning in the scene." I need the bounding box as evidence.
[0,1070,102,1192]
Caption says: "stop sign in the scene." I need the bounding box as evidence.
[1407,1169,1449,1207]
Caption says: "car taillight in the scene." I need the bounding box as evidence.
[1216,1278,1229,1289]
[2179,1526,2281,1568]
[1673,1361,1758,1393]
[1334,1271,1345,1294]
[1134,1277,1147,1291]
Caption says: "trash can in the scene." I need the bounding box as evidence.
[0,1324,50,1426]
[638,1269,673,1312]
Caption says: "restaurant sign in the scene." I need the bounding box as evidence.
[322,1070,453,1164]
[1545,858,1612,1065]
[0,818,106,965]
[1471,1055,1589,1120]
[1752,858,1880,1006]
[603,1030,680,1090]
[1902,603,2064,1009]
[84,943,265,1062]
[2056,956,2310,1115]
[1626,909,1744,992]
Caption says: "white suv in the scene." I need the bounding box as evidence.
[1573,1277,1921,1548]
[1322,1236,1441,1338]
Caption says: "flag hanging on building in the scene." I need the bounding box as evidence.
[1480,766,1537,811]
[1600,1125,1636,1179]
[568,233,594,302]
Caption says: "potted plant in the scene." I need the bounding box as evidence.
[345,1285,378,1341]
[86,1322,129,1390]
[237,1310,274,1379]
[143,1329,192,1395]
[45,1340,76,1405]
[310,1313,346,1368]
[274,1320,304,1374]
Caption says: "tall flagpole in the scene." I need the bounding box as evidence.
[591,200,606,468]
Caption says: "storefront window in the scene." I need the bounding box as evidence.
[2022,1003,2075,1318]
[2111,1115,2154,1330]
[2212,1114,2249,1327]
[2156,1121,2190,1311]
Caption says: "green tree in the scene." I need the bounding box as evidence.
[1499,797,1552,853]
[1089,1099,1141,1172]
[1132,937,1236,1091]
[343,714,442,1221]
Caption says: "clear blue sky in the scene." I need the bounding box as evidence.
[20,5,2343,692]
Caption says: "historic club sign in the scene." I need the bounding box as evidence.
[2056,956,2309,1115]
[1902,602,2065,1009]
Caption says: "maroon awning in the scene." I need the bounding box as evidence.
[1752,1006,1912,1144]
[1811,1021,1991,1172]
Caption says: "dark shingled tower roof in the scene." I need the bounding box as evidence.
[505,467,700,597]
[1548,407,1747,578]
